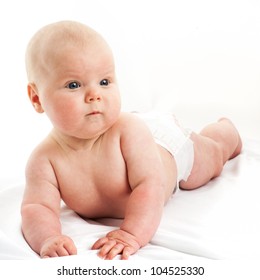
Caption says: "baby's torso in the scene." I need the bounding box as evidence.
[45,112,178,219]
[49,130,131,219]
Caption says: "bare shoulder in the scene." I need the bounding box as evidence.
[115,113,167,193]
[22,135,62,210]
[115,112,157,154]
[115,112,151,136]
[25,135,58,188]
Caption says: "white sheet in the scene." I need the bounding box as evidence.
[0,138,260,260]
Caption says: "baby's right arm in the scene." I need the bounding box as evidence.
[21,149,77,257]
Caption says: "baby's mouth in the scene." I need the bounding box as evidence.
[86,111,101,116]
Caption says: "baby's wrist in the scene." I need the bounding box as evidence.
[120,225,151,247]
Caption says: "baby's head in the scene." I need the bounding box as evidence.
[26,20,113,87]
[26,21,121,140]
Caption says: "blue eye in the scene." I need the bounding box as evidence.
[66,81,81,89]
[99,79,110,86]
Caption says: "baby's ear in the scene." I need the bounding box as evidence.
[27,83,44,113]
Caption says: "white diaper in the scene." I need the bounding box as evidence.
[134,111,194,191]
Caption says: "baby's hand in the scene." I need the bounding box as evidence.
[40,235,77,258]
[92,229,141,260]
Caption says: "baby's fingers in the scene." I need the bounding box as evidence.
[105,243,125,260]
[41,251,59,258]
[64,241,77,256]
[92,237,109,250]
[92,239,126,260]
[98,240,117,259]
[121,246,136,260]
[92,238,118,259]
[40,235,77,258]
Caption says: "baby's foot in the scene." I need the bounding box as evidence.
[218,118,242,159]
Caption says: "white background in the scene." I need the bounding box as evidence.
[0,0,259,186]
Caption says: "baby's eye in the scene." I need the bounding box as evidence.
[99,79,110,86]
[66,81,81,89]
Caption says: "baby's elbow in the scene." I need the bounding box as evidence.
[21,203,38,220]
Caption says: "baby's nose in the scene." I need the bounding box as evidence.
[85,90,101,103]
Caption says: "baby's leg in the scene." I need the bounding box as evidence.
[180,118,242,190]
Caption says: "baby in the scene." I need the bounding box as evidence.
[21,20,242,260]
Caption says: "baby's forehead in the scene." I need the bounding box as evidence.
[26,21,113,82]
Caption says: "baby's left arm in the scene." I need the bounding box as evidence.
[92,114,167,259]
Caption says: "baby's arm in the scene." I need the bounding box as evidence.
[92,115,167,259]
[21,150,77,257]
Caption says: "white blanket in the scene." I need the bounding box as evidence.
[0,138,259,260]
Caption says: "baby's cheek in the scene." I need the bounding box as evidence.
[49,104,80,129]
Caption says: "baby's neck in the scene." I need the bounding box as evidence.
[49,129,102,152]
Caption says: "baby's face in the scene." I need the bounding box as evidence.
[35,42,121,139]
